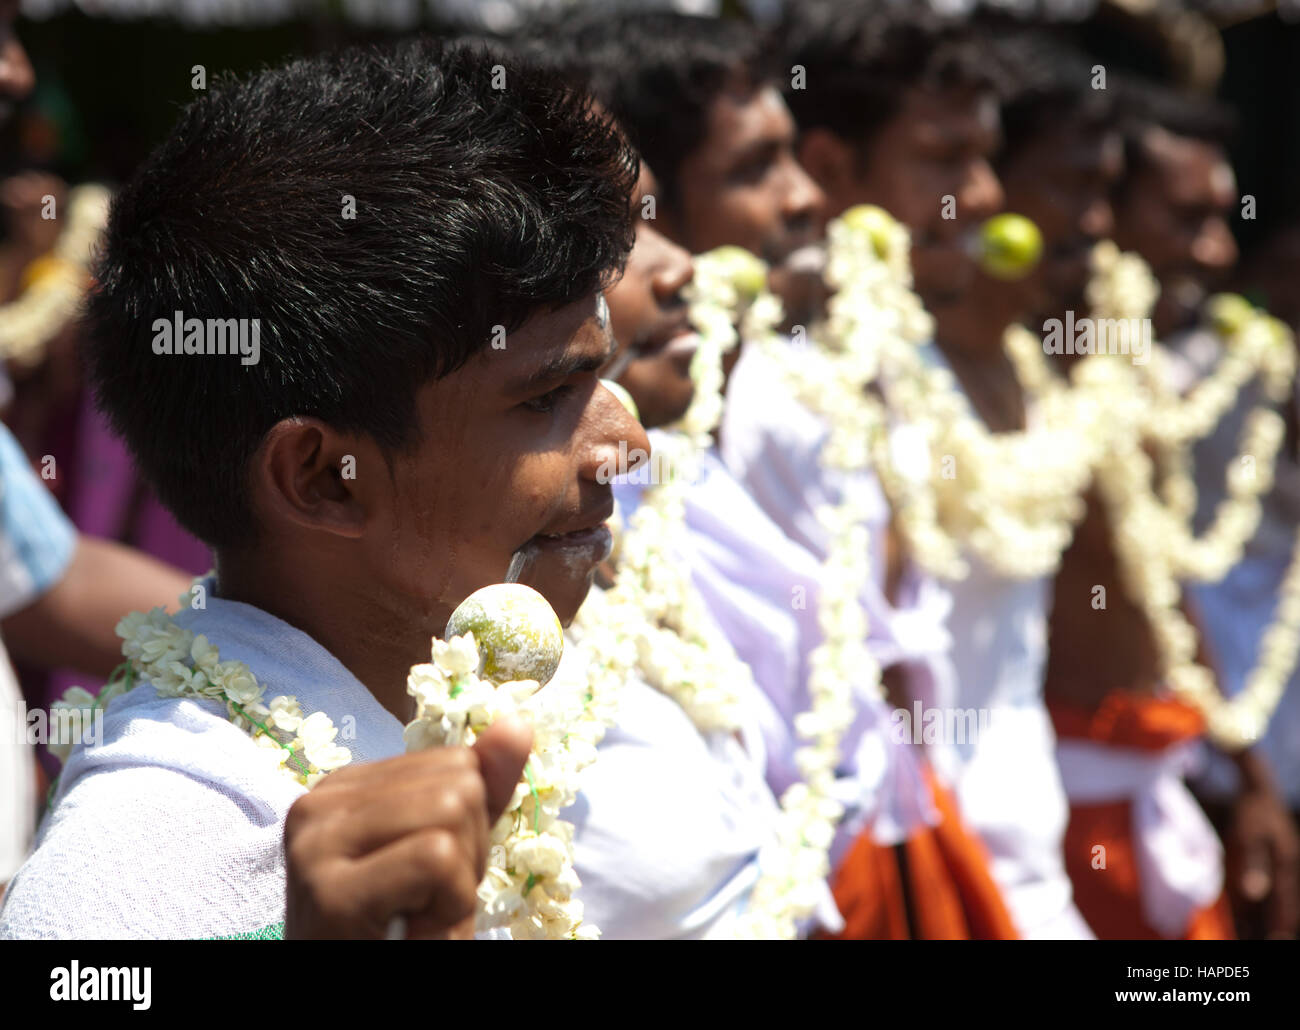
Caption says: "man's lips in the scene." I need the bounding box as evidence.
[633,315,699,371]
[532,523,612,547]
[529,523,614,565]
[636,312,695,357]
[532,498,616,547]
[659,329,701,361]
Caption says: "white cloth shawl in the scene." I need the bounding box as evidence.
[617,429,937,866]
[0,583,784,940]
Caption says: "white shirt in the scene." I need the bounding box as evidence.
[912,342,1090,939]
[0,582,786,939]
[723,337,1089,938]
[1170,329,1300,808]
[616,439,936,869]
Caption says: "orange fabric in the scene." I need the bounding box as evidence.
[1052,691,1230,940]
[824,765,1019,940]
[1063,797,1235,940]
[1049,690,1205,750]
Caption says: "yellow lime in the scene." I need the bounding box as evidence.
[445,583,564,687]
[977,213,1043,280]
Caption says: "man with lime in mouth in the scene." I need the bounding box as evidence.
[0,38,787,940]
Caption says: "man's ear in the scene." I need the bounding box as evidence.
[251,417,370,540]
[797,127,857,201]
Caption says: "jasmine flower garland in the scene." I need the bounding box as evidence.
[851,206,1102,581]
[50,582,352,787]
[0,184,111,367]
[402,630,608,940]
[589,244,780,737]
[1078,244,1300,749]
[688,243,874,938]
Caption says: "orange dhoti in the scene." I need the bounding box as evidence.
[824,764,1019,939]
[1049,692,1234,940]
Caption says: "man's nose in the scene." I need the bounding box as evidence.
[1192,217,1237,274]
[651,232,694,304]
[780,157,827,228]
[583,381,652,482]
[1079,195,1114,241]
[0,34,35,106]
[960,159,1004,221]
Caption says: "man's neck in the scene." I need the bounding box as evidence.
[216,549,438,724]
[932,307,1027,433]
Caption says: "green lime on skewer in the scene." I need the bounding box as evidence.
[840,204,898,260]
[976,213,1043,280]
[445,583,564,688]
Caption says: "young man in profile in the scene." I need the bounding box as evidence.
[0,38,784,940]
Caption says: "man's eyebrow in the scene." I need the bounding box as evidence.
[731,136,784,167]
[505,333,617,395]
[918,121,991,150]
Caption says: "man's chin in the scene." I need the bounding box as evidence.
[914,251,976,307]
[516,531,613,625]
[529,567,600,628]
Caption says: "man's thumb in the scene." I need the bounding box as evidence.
[473,716,533,824]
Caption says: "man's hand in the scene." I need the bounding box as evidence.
[283,717,533,940]
[1224,750,1300,939]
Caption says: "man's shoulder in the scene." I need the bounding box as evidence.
[59,683,303,808]
[0,686,300,939]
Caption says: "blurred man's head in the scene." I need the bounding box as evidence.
[84,40,646,629]
[1112,80,1238,335]
[0,0,34,125]
[603,161,697,430]
[781,2,1003,307]
[542,11,824,268]
[993,30,1123,321]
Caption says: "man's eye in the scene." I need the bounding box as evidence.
[522,384,576,414]
[732,156,772,184]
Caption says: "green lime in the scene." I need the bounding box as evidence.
[840,204,898,259]
[1205,293,1256,339]
[977,214,1043,280]
[702,245,767,301]
[445,583,564,687]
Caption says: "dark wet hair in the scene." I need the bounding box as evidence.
[995,28,1118,162]
[778,0,1000,160]
[84,38,638,549]
[523,9,776,208]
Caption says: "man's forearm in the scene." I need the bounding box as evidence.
[1,536,193,679]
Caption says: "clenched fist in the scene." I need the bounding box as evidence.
[283,717,533,939]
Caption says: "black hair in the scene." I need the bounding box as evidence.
[520,9,775,208]
[1114,72,1236,142]
[84,38,638,551]
[778,0,1000,158]
[1112,73,1236,194]
[994,28,1118,162]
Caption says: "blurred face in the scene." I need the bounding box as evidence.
[604,163,697,430]
[1237,224,1300,331]
[663,80,825,264]
[0,0,34,125]
[1113,127,1238,334]
[996,115,1124,319]
[375,295,651,626]
[848,84,1004,306]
